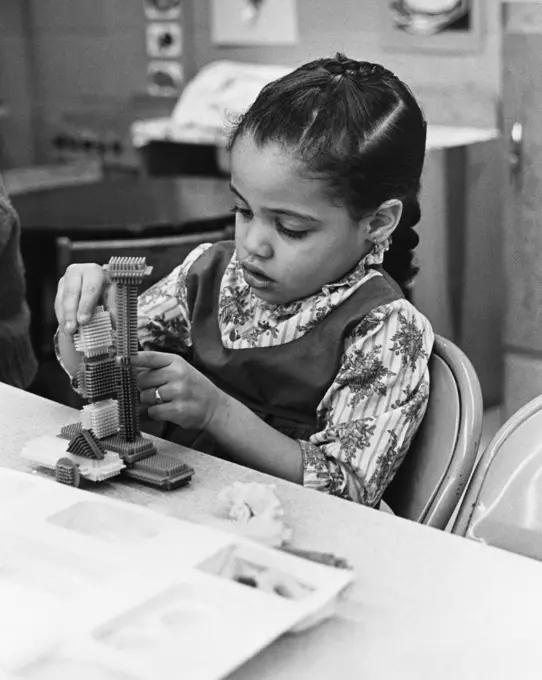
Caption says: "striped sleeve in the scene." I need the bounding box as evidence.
[299,299,434,507]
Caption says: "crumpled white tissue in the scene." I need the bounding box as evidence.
[212,482,293,547]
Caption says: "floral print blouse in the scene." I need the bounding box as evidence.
[138,243,434,508]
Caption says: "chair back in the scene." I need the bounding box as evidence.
[384,334,483,529]
[56,231,228,292]
[452,394,542,559]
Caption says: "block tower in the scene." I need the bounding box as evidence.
[59,256,194,490]
[102,256,156,462]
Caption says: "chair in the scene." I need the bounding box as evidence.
[56,230,229,292]
[383,334,483,529]
[452,394,542,560]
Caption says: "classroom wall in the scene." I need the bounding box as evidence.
[0,0,36,167]
[27,0,152,164]
[185,0,502,128]
[0,0,503,168]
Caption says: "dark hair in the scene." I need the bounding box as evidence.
[230,53,427,291]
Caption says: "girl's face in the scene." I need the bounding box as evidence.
[230,134,373,305]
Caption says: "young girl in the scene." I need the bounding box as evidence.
[55,54,434,508]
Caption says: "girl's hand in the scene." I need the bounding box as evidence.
[54,263,115,335]
[133,351,226,430]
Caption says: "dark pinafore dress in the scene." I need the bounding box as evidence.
[162,242,403,457]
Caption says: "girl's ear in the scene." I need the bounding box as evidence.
[365,199,403,243]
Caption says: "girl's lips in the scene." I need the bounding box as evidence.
[241,264,273,289]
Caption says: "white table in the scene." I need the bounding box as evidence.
[2,383,542,680]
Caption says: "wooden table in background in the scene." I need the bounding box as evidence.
[13,176,232,235]
[2,383,542,680]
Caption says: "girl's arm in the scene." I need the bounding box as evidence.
[300,300,434,506]
[205,392,304,483]
[133,350,304,483]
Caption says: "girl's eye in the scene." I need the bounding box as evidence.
[275,220,308,240]
[231,205,253,220]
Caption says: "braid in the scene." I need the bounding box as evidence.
[383,197,421,294]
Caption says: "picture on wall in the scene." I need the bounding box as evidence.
[380,0,482,53]
[147,61,184,97]
[146,22,183,58]
[390,0,470,35]
[144,0,181,20]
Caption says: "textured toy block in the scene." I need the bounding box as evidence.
[59,422,156,465]
[81,399,119,439]
[115,287,139,357]
[104,257,152,357]
[55,457,80,487]
[124,453,194,490]
[116,358,140,441]
[67,429,106,460]
[78,357,118,402]
[76,451,125,482]
[59,422,84,441]
[98,433,157,464]
[104,257,153,284]
[73,305,113,358]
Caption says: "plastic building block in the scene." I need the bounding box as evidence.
[55,457,80,487]
[59,422,84,441]
[104,257,152,357]
[59,423,156,465]
[76,453,125,482]
[73,305,113,358]
[116,357,140,442]
[21,435,71,469]
[65,430,125,481]
[67,429,106,459]
[22,434,125,484]
[81,399,119,439]
[53,254,195,491]
[124,453,194,490]
[77,357,118,402]
[100,433,157,464]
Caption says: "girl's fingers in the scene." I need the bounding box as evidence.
[60,267,84,333]
[139,384,173,406]
[132,351,179,370]
[137,366,173,390]
[147,403,177,422]
[56,264,107,334]
[54,278,65,328]
[76,265,107,323]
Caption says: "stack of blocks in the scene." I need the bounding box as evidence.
[58,256,194,490]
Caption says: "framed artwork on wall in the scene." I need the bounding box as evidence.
[144,0,181,20]
[380,0,484,53]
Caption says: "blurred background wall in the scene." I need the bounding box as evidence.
[0,0,501,170]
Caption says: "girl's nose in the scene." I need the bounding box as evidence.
[243,218,273,259]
